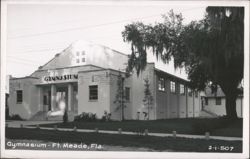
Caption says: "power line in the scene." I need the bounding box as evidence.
[7,41,68,50]
[7,58,40,66]
[8,6,204,40]
[8,34,123,55]
[7,55,44,63]
[7,15,156,39]
[8,47,65,55]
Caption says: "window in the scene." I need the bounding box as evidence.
[170,81,176,93]
[216,97,221,105]
[82,58,85,62]
[76,59,80,63]
[125,87,130,101]
[158,77,165,91]
[188,88,192,96]
[180,84,185,95]
[205,98,208,105]
[16,90,23,103]
[89,85,98,100]
[82,51,85,55]
[195,91,198,98]
[76,51,80,56]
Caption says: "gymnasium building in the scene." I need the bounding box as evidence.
[8,40,202,121]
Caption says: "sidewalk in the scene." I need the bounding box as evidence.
[6,121,242,141]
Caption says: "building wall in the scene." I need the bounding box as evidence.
[109,71,132,120]
[187,93,194,118]
[31,65,102,83]
[236,97,243,117]
[130,64,156,120]
[169,81,179,118]
[41,41,128,72]
[77,70,111,119]
[194,93,201,117]
[155,71,201,119]
[77,69,133,120]
[156,88,168,119]
[204,97,243,117]
[9,78,39,119]
[178,87,187,118]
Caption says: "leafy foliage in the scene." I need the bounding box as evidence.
[113,71,126,121]
[101,111,112,122]
[122,7,244,118]
[142,78,154,120]
[74,112,97,122]
[6,114,24,121]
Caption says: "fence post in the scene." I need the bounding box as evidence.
[118,128,122,134]
[73,126,77,132]
[173,131,177,138]
[36,124,40,129]
[95,128,99,133]
[205,132,210,140]
[144,129,149,136]
[20,124,23,128]
[54,125,58,131]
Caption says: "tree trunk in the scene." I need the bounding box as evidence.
[224,92,238,119]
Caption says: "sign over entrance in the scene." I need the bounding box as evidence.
[44,74,78,82]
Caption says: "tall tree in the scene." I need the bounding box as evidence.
[122,7,244,119]
[143,78,154,120]
[114,71,126,121]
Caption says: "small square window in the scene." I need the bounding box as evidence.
[158,77,165,91]
[76,52,80,56]
[89,85,98,100]
[180,84,185,95]
[170,81,176,93]
[216,97,221,105]
[82,58,85,62]
[82,51,85,55]
[76,59,80,63]
[16,90,23,103]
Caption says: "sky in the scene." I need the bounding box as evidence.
[5,1,207,77]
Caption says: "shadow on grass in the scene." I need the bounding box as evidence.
[38,118,243,137]
[6,128,242,152]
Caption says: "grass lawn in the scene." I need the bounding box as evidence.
[39,118,243,137]
[6,128,242,152]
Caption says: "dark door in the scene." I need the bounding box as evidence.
[48,91,51,111]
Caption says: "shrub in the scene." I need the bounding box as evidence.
[74,112,97,122]
[7,114,24,121]
[101,111,111,122]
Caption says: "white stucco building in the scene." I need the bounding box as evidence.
[8,40,202,121]
[203,86,243,118]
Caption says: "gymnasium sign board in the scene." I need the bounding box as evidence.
[42,74,78,83]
